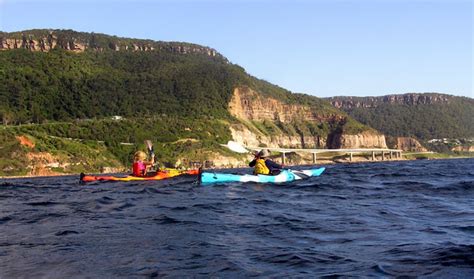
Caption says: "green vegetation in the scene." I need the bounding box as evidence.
[0,128,124,176]
[0,130,29,176]
[401,152,471,160]
[0,48,240,123]
[329,95,474,140]
[4,116,233,164]
[250,120,282,136]
[8,117,231,145]
[0,29,377,175]
[0,29,357,129]
[423,138,474,154]
[0,117,237,175]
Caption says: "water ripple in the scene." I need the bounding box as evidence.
[0,158,473,277]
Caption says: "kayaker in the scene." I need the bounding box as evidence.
[132,150,155,177]
[249,149,282,175]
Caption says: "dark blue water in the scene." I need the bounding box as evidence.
[1,158,473,278]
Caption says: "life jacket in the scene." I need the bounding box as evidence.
[132,161,146,177]
[254,159,270,175]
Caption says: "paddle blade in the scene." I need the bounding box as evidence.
[291,170,310,180]
[225,141,249,154]
[144,140,155,160]
[144,140,153,152]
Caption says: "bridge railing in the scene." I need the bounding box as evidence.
[247,147,403,164]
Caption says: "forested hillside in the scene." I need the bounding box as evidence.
[0,47,238,122]
[327,93,474,140]
[0,29,341,124]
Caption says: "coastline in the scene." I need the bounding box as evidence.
[2,156,472,180]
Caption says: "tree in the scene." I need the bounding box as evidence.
[0,108,15,125]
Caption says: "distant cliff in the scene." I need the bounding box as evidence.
[327,93,451,110]
[326,93,474,141]
[0,29,224,60]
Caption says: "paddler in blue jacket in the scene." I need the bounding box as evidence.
[249,149,282,175]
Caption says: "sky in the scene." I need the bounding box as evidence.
[0,0,472,98]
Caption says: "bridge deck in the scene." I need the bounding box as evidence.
[246,146,403,164]
[247,147,403,154]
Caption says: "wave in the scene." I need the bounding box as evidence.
[428,243,474,268]
[0,216,13,224]
[1,158,473,277]
[54,230,80,236]
[455,226,474,233]
[25,201,61,207]
[377,242,474,276]
[151,214,200,225]
[435,180,474,191]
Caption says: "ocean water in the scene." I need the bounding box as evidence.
[1,158,473,278]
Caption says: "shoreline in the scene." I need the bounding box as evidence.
[1,156,472,180]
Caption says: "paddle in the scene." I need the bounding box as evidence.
[223,141,310,179]
[144,140,157,170]
[144,140,154,158]
[291,170,310,179]
[224,141,284,158]
[225,140,252,154]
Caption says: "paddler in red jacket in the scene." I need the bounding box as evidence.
[132,151,155,177]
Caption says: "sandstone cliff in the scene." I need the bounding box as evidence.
[228,87,387,149]
[229,124,327,149]
[229,87,342,123]
[327,93,451,110]
[0,29,222,59]
[330,131,387,149]
[394,137,428,152]
[452,146,474,152]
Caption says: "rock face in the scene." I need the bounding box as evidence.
[328,93,451,110]
[229,87,341,123]
[230,124,327,149]
[0,30,222,59]
[1,34,88,52]
[26,152,63,176]
[395,137,427,152]
[228,87,387,149]
[452,146,474,152]
[334,131,387,149]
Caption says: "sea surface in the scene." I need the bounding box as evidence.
[1,158,473,278]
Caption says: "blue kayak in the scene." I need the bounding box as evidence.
[200,167,325,184]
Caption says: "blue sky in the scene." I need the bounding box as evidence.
[0,0,472,98]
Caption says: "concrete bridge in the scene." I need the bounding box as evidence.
[247,147,403,164]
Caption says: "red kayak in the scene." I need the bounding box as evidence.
[80,169,199,182]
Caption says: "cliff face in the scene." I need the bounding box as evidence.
[328,93,451,110]
[326,93,474,143]
[452,146,474,152]
[0,29,222,58]
[228,87,387,149]
[230,124,328,149]
[395,137,427,152]
[229,87,342,123]
[332,132,387,149]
